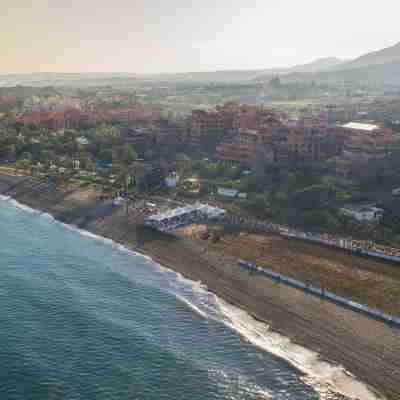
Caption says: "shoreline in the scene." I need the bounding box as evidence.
[0,193,377,400]
[1,175,399,400]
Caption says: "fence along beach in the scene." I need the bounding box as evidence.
[238,260,400,328]
[0,173,399,400]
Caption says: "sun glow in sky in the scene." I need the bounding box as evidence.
[1,0,399,74]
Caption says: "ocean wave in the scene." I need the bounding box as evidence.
[0,195,146,258]
[174,294,209,319]
[216,298,382,400]
[0,195,383,400]
[152,263,220,321]
[153,265,381,400]
[8,198,43,214]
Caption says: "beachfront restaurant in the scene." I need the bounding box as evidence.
[144,203,225,232]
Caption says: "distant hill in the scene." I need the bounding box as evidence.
[0,59,348,87]
[262,57,347,75]
[296,42,400,86]
[343,41,400,69]
[0,70,267,86]
[150,58,348,83]
[290,57,348,72]
[141,70,265,83]
[254,57,347,82]
[1,41,399,87]
[315,60,400,86]
[0,72,138,88]
[255,41,400,86]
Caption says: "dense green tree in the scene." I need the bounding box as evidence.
[293,184,336,210]
[123,145,138,164]
[99,149,113,162]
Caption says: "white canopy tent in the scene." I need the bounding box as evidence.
[144,202,226,232]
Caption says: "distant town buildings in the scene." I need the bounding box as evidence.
[215,106,331,166]
[211,103,397,175]
[9,103,162,133]
[4,93,398,181]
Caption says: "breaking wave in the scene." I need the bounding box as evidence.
[0,195,383,400]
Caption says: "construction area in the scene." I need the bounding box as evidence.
[181,225,400,317]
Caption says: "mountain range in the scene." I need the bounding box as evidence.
[1,41,399,86]
[344,41,400,69]
[255,41,400,85]
[138,43,400,83]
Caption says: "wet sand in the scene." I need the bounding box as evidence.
[1,175,399,400]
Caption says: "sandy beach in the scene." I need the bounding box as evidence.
[1,175,399,400]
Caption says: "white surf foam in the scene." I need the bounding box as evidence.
[152,263,379,400]
[0,195,384,400]
[8,198,43,214]
[216,298,383,400]
[0,195,148,260]
[174,294,209,319]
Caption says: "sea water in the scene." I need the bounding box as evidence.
[0,198,373,400]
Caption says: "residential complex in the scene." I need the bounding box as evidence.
[2,93,398,181]
[334,122,396,179]
[216,107,333,165]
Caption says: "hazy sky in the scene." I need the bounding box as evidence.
[2,0,399,74]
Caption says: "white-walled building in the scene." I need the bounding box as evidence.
[165,172,179,188]
[340,205,384,224]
